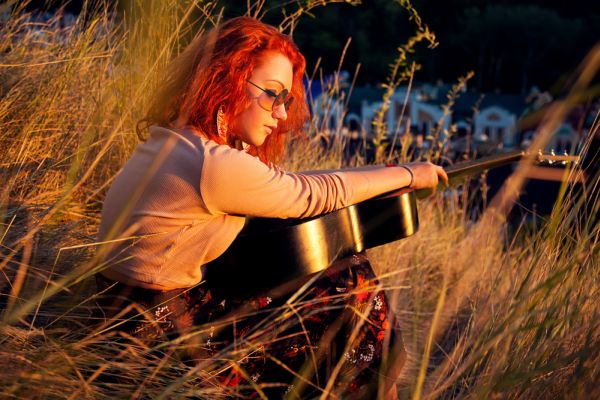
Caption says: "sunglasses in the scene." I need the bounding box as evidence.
[247,80,294,111]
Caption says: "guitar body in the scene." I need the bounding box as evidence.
[204,188,419,293]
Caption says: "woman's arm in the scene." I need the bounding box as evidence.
[200,143,415,219]
[295,162,448,201]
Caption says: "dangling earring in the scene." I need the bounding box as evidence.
[216,104,228,139]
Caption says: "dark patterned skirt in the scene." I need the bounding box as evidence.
[94,253,406,398]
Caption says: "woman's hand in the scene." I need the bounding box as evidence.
[405,161,448,192]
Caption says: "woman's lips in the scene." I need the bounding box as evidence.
[265,126,274,134]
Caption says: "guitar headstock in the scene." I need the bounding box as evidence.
[534,149,580,166]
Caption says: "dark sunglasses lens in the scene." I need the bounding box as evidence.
[285,96,294,108]
[273,89,289,109]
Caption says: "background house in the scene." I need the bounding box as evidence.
[310,79,589,157]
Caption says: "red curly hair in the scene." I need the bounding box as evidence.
[141,17,309,164]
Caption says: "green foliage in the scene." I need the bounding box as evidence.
[453,4,584,92]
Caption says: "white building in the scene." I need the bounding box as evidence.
[473,106,518,148]
[311,82,528,149]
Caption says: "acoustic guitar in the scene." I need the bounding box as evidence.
[204,150,579,294]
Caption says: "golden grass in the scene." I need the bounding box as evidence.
[1,1,599,399]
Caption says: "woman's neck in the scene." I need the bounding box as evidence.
[169,120,251,152]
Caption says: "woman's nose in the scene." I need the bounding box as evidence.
[273,104,288,121]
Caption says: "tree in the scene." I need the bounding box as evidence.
[448,5,584,93]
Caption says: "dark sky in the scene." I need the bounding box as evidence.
[280,0,600,94]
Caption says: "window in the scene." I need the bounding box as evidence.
[496,127,504,143]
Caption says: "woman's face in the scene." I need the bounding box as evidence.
[231,52,293,147]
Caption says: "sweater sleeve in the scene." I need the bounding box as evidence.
[200,142,412,219]
[298,164,384,175]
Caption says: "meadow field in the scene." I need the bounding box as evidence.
[0,1,598,398]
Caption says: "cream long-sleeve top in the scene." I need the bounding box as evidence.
[98,125,411,290]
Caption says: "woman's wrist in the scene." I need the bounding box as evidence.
[386,163,414,188]
[398,165,414,187]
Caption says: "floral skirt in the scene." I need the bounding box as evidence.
[94,252,406,398]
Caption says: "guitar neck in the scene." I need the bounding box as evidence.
[412,150,524,199]
[445,150,525,184]
[414,150,580,199]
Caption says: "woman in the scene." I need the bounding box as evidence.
[95,17,447,398]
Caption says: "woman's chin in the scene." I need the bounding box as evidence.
[237,132,270,148]
[253,136,268,147]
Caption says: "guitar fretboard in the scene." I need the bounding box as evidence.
[414,150,580,199]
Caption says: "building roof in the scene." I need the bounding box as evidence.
[317,82,529,123]
[341,85,387,115]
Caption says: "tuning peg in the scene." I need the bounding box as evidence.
[548,149,555,164]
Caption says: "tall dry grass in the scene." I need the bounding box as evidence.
[1,1,599,399]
